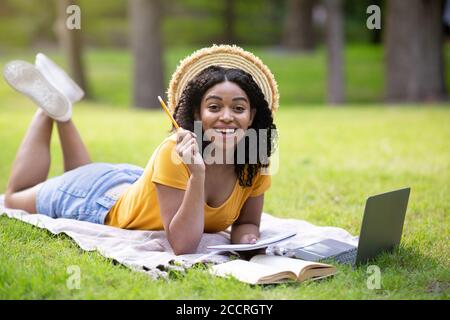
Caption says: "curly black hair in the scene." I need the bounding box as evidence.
[172,65,278,187]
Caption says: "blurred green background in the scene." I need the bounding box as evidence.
[0,0,448,106]
[0,0,379,48]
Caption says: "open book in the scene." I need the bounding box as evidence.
[210,255,336,285]
[207,231,297,252]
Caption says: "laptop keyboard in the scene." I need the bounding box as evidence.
[328,247,358,265]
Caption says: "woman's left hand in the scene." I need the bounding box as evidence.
[239,233,258,244]
[237,234,265,260]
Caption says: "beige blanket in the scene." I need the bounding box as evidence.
[0,195,357,279]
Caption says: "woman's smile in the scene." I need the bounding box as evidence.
[198,81,255,148]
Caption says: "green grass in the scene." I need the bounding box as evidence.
[0,102,449,299]
[0,47,449,299]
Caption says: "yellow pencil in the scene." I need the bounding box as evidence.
[158,96,180,129]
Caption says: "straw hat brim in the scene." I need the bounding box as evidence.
[167,44,279,114]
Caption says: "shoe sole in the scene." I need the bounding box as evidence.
[3,60,71,122]
[35,53,84,103]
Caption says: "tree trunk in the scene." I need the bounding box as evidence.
[282,0,316,51]
[386,0,447,102]
[224,0,236,44]
[370,0,383,44]
[325,0,344,105]
[129,0,165,109]
[55,0,90,98]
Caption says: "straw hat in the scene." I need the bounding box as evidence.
[167,44,279,114]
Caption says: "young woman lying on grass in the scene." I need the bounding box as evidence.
[3,45,279,255]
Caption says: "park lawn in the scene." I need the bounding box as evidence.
[0,45,449,299]
[0,98,449,299]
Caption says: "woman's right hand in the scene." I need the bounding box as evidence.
[175,128,205,175]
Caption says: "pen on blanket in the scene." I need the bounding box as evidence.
[158,96,180,129]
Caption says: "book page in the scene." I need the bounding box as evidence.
[250,255,333,278]
[210,259,296,285]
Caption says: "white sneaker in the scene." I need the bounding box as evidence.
[35,53,84,104]
[3,60,72,122]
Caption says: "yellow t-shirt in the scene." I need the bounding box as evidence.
[105,134,271,233]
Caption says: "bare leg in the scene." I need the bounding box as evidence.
[4,109,53,212]
[4,111,92,212]
[56,119,91,172]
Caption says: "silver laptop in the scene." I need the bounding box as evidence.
[293,188,411,265]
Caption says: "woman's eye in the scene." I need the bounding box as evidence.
[208,104,219,111]
[234,105,246,112]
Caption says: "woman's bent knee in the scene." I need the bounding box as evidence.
[4,192,13,208]
[4,185,40,213]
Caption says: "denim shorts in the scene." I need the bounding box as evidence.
[36,162,144,224]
